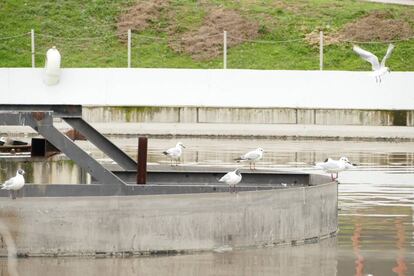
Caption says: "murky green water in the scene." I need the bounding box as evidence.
[0,138,413,275]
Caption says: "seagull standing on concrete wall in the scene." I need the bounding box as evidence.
[163,142,186,166]
[315,157,355,181]
[2,169,25,200]
[353,44,395,83]
[219,168,242,193]
[234,148,264,170]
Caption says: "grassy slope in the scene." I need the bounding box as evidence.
[0,0,413,70]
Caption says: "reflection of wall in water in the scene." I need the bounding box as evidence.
[0,238,337,276]
[0,159,88,184]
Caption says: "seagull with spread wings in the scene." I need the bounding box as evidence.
[353,44,395,83]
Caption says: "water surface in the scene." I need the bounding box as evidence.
[0,138,413,275]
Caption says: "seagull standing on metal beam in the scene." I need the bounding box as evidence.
[353,44,395,83]
[162,142,186,166]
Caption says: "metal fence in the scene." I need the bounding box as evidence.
[1,29,413,69]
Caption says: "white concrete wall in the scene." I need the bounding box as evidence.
[0,68,413,110]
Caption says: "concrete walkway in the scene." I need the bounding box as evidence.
[366,0,414,5]
[2,123,414,141]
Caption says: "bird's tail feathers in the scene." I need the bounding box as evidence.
[162,151,168,155]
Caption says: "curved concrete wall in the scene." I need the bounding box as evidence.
[0,183,337,256]
[1,68,413,109]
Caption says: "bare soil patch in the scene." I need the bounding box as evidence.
[116,0,169,41]
[169,8,260,60]
[306,11,413,46]
[117,2,260,60]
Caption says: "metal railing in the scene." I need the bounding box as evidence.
[1,29,413,69]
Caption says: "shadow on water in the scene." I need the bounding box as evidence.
[0,138,413,275]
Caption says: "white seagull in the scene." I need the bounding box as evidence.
[219,168,242,193]
[315,157,355,180]
[0,137,5,146]
[353,44,395,83]
[2,169,25,200]
[162,142,186,166]
[0,136,28,146]
[234,148,264,170]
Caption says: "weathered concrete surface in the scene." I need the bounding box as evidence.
[0,183,337,256]
[3,122,414,141]
[81,106,414,126]
[365,0,414,5]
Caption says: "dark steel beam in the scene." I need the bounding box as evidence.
[0,105,82,117]
[63,118,137,170]
[0,111,53,126]
[0,111,126,186]
[36,125,126,186]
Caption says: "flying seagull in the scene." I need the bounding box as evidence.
[234,148,264,170]
[353,44,395,83]
[2,169,25,200]
[315,157,355,181]
[162,142,186,166]
[219,168,242,193]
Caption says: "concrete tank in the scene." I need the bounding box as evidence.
[0,169,337,257]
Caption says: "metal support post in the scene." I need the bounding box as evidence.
[137,137,148,184]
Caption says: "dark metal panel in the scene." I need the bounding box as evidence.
[63,118,137,170]
[0,104,82,117]
[0,111,53,126]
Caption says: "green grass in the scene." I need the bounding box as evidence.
[0,0,413,70]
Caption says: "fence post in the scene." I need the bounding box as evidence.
[319,30,323,71]
[31,29,35,68]
[223,30,227,69]
[128,29,131,68]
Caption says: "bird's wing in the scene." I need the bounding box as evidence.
[166,147,180,156]
[2,177,14,188]
[219,172,231,182]
[353,45,380,71]
[380,44,395,67]
[243,150,260,161]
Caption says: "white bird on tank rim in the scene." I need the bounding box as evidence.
[2,169,25,200]
[315,157,355,181]
[234,148,264,170]
[353,43,395,83]
[219,168,242,193]
[162,142,186,166]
